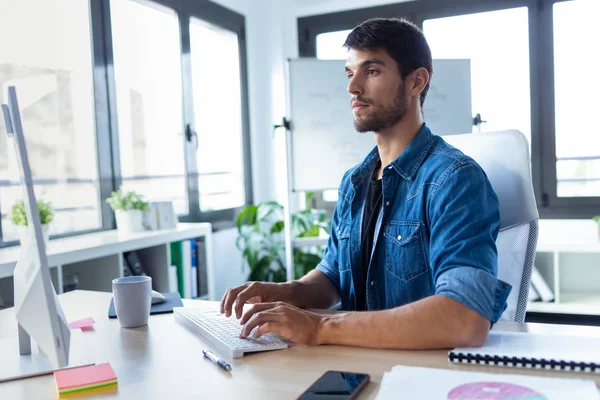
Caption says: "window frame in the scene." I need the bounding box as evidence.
[0,0,253,247]
[298,0,599,219]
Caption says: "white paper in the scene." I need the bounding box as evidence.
[454,331,600,365]
[376,366,599,400]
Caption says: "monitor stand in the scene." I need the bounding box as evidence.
[0,329,93,383]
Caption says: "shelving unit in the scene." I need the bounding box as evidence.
[527,220,600,317]
[0,223,213,307]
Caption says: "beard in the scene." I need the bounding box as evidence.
[353,81,409,133]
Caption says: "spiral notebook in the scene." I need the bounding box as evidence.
[449,331,600,373]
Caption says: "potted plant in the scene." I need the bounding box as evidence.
[106,188,149,234]
[10,199,54,245]
[236,193,331,282]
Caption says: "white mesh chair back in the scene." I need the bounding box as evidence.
[444,130,539,322]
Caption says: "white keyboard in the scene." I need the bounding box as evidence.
[174,307,289,359]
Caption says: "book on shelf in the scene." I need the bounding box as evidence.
[191,239,198,298]
[170,241,185,299]
[528,283,540,302]
[196,237,209,298]
[530,265,554,302]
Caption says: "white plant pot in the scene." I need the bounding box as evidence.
[115,210,145,234]
[18,224,49,246]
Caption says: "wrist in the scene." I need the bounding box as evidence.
[281,280,303,306]
[315,314,338,345]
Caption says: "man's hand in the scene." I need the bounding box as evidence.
[220,281,293,319]
[238,302,325,346]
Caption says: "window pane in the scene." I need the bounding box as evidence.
[190,18,245,211]
[110,0,188,214]
[0,0,101,241]
[316,30,352,60]
[424,8,531,143]
[554,0,600,197]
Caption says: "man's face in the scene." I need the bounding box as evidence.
[345,48,408,133]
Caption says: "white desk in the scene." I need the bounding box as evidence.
[1,291,599,399]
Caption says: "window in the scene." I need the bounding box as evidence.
[0,0,101,242]
[301,0,600,217]
[423,8,531,144]
[553,0,600,198]
[110,0,188,215]
[190,17,246,211]
[316,30,352,60]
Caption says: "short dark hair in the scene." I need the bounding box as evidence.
[344,18,433,107]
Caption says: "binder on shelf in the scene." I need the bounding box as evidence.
[170,241,185,298]
[528,283,540,302]
[181,240,192,299]
[124,251,147,277]
[168,265,178,293]
[449,331,600,373]
[530,265,554,302]
[196,237,209,298]
[190,239,198,298]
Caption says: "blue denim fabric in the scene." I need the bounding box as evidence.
[316,123,511,324]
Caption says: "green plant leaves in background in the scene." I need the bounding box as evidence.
[10,199,54,226]
[236,197,330,282]
[106,187,149,211]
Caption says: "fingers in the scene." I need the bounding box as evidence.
[220,284,249,317]
[240,310,286,338]
[239,302,285,325]
[233,283,264,319]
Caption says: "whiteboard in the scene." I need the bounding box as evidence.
[423,59,472,136]
[287,58,472,192]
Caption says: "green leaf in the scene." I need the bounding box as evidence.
[270,221,285,234]
[10,199,54,226]
[248,256,272,281]
[298,225,320,238]
[236,205,258,232]
[256,201,283,222]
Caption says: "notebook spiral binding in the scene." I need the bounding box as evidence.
[448,351,600,374]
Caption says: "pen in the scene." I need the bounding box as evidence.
[202,349,232,372]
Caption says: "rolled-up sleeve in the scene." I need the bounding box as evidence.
[429,162,511,324]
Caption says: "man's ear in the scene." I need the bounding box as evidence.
[408,67,430,98]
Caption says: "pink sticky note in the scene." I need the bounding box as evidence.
[54,363,117,390]
[68,317,96,330]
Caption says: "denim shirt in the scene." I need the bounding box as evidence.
[316,123,512,324]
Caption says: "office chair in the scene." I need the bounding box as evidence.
[444,130,539,322]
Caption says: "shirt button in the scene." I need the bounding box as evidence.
[370,281,374,286]
[337,229,341,235]
[385,201,390,206]
[388,165,393,169]
[397,235,402,240]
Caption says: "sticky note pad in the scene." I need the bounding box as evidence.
[68,317,96,330]
[54,363,117,397]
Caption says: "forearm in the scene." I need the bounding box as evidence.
[286,270,340,309]
[317,295,490,349]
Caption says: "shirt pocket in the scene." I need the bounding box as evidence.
[335,220,352,272]
[383,221,428,282]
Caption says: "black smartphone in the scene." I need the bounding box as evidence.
[297,370,370,400]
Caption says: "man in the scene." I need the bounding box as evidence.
[220,18,511,350]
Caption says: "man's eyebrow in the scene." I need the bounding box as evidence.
[345,58,386,72]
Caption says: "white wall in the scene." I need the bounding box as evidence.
[207,0,298,297]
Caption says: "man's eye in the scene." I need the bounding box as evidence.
[368,69,378,75]
[347,74,353,79]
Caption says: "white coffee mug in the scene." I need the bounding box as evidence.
[112,276,152,328]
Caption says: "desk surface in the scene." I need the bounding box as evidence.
[1,291,599,399]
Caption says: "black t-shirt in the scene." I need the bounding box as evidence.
[358,162,382,310]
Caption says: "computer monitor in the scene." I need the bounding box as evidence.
[0,86,70,382]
